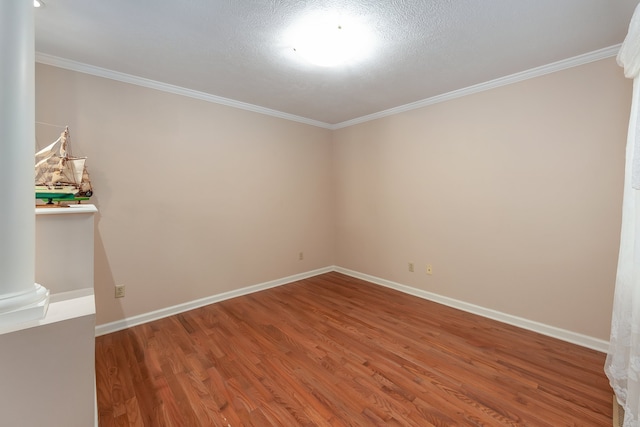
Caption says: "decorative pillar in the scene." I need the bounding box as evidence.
[0,0,49,324]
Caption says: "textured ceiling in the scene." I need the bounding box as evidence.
[34,0,639,126]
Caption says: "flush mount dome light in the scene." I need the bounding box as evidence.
[286,12,374,67]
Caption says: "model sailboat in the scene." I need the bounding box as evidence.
[35,126,93,204]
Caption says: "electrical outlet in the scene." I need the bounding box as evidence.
[408,262,414,272]
[299,251,304,261]
[115,284,126,298]
[427,264,433,275]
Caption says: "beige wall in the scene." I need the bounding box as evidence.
[35,57,631,341]
[333,57,631,340]
[35,64,335,325]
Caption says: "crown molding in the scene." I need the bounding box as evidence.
[37,45,620,132]
[331,44,622,130]
[34,52,333,130]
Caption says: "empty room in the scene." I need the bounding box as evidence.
[2,1,640,426]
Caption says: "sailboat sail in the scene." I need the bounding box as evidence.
[35,138,59,169]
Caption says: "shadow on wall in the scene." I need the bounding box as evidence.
[93,210,124,327]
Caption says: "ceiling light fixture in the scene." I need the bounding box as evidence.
[34,0,44,7]
[286,12,374,67]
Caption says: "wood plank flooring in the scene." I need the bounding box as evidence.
[96,272,612,426]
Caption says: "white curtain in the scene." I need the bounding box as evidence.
[606,4,640,426]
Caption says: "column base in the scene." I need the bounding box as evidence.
[0,284,50,326]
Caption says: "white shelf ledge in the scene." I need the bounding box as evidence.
[0,289,95,336]
[35,203,97,215]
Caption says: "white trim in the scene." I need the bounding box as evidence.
[34,53,332,130]
[331,45,621,129]
[94,379,98,427]
[334,266,609,353]
[37,46,620,132]
[96,264,610,352]
[94,266,333,336]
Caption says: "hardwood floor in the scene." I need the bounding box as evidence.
[96,272,612,426]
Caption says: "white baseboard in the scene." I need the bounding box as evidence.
[94,266,333,336]
[334,266,609,353]
[95,265,609,353]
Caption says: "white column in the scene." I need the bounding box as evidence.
[0,0,49,324]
